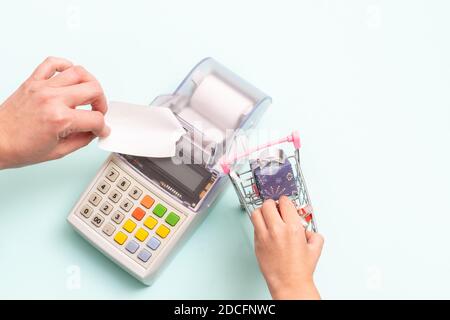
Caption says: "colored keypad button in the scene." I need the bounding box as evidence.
[165,212,180,226]
[132,207,146,221]
[143,216,158,230]
[137,249,152,262]
[125,240,139,254]
[156,225,170,239]
[114,231,127,245]
[141,195,155,209]
[123,219,137,233]
[153,204,167,218]
[135,228,149,242]
[146,237,161,250]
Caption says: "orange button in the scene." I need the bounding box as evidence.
[132,207,146,221]
[140,195,155,209]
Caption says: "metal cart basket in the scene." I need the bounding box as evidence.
[220,131,317,232]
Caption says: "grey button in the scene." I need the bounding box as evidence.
[128,186,143,200]
[88,192,102,206]
[80,204,93,218]
[106,167,119,182]
[117,177,131,191]
[102,222,116,236]
[111,211,125,224]
[137,249,152,262]
[100,202,113,215]
[146,237,161,250]
[91,214,104,227]
[119,198,133,212]
[97,180,111,194]
[108,189,122,203]
[125,240,139,254]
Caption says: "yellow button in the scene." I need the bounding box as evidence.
[144,216,158,230]
[156,225,170,239]
[135,228,149,242]
[114,231,127,245]
[123,219,137,233]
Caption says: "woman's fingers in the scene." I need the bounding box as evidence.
[52,132,95,159]
[30,57,73,80]
[46,64,108,115]
[47,65,94,87]
[68,109,110,137]
[54,81,108,114]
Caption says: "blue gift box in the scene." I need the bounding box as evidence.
[250,149,297,201]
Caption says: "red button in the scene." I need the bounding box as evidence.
[132,207,145,221]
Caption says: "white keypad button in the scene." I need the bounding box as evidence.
[128,186,142,200]
[108,189,122,203]
[119,199,133,212]
[100,202,113,215]
[88,192,102,206]
[117,177,131,191]
[102,223,116,236]
[80,205,93,218]
[91,214,104,227]
[106,168,119,182]
[111,211,125,224]
[97,180,111,194]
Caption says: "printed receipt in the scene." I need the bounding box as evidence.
[98,101,186,157]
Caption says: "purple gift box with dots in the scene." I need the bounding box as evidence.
[251,156,297,201]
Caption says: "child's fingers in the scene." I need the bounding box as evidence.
[306,231,325,252]
[251,208,267,236]
[278,196,302,226]
[261,199,284,228]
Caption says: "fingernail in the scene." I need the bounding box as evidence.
[101,125,111,137]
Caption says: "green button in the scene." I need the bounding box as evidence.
[165,212,180,226]
[152,204,167,217]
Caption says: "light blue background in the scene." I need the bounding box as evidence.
[1,0,450,299]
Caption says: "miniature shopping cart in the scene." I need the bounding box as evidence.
[220,131,317,232]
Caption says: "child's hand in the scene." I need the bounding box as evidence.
[251,196,324,300]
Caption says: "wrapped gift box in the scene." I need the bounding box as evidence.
[250,148,297,201]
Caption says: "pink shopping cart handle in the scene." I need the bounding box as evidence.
[220,130,301,174]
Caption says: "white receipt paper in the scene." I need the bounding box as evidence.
[98,101,186,157]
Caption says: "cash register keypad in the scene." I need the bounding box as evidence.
[76,162,185,267]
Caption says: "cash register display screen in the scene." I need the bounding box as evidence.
[121,154,212,205]
[148,157,204,193]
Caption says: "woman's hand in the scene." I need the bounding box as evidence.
[0,57,110,169]
[251,196,324,300]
